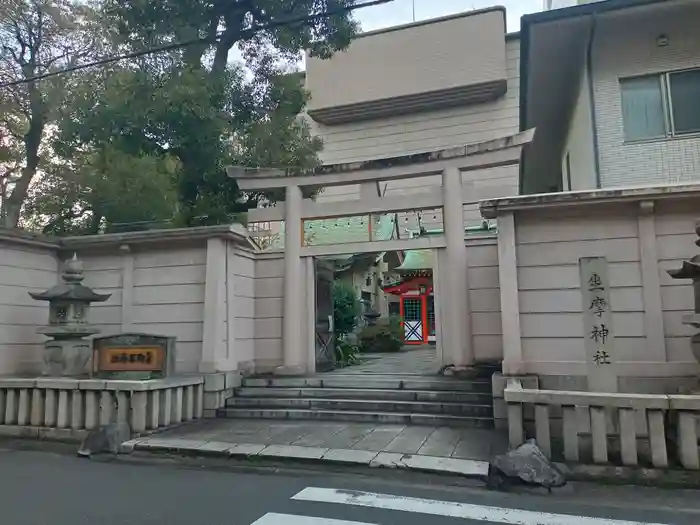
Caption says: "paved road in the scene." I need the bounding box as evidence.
[0,446,698,525]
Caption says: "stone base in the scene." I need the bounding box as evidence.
[43,339,92,377]
[272,365,308,376]
[203,371,241,414]
[492,373,539,432]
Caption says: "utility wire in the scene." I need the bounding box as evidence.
[0,0,393,88]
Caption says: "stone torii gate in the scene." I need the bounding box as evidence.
[228,129,533,375]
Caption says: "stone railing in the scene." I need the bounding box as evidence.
[504,380,700,470]
[0,376,204,439]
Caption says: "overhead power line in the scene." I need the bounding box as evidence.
[0,0,393,88]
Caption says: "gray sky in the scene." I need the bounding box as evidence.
[355,0,543,32]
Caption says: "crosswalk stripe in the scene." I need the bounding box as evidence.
[291,487,672,525]
[251,513,375,525]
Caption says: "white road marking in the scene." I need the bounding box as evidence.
[291,487,672,525]
[251,513,376,525]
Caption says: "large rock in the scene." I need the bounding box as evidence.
[77,422,132,458]
[488,440,567,491]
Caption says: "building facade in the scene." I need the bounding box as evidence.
[521,0,700,193]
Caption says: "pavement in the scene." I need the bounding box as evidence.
[121,418,507,478]
[329,347,440,375]
[1,445,699,524]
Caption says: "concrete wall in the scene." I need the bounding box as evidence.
[80,244,208,373]
[485,187,700,394]
[0,239,58,374]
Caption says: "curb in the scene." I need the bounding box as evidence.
[119,438,491,480]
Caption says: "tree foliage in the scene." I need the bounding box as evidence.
[332,280,360,338]
[1,0,365,233]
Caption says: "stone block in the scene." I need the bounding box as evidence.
[225,371,242,389]
[203,409,217,419]
[492,373,539,398]
[204,373,226,393]
[369,452,404,468]
[259,445,329,460]
[321,449,378,465]
[204,391,225,411]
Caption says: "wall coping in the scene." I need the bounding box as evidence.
[0,375,204,391]
[0,224,254,252]
[504,386,700,411]
[479,183,700,219]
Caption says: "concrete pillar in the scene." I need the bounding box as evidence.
[159,389,172,427]
[534,404,551,459]
[44,390,57,427]
[56,390,69,428]
[70,391,84,430]
[183,385,194,421]
[282,184,305,373]
[497,212,524,375]
[507,403,524,449]
[200,237,227,373]
[30,389,44,427]
[17,388,30,426]
[647,409,668,468]
[147,390,160,430]
[131,392,147,433]
[171,387,184,423]
[116,392,129,423]
[99,391,113,425]
[441,167,472,366]
[618,407,638,466]
[563,405,579,462]
[84,391,98,430]
[193,383,204,419]
[590,406,608,464]
[678,412,699,470]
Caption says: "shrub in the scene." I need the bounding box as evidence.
[335,338,360,367]
[358,317,404,353]
[332,280,360,338]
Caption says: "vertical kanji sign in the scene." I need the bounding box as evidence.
[579,257,618,392]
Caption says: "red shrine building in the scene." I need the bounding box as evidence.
[382,250,435,345]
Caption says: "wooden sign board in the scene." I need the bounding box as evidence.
[97,346,165,372]
[93,333,175,379]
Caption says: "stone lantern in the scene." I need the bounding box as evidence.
[29,254,111,377]
[667,224,700,364]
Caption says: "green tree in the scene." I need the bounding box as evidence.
[0,0,99,228]
[332,280,360,338]
[54,0,363,228]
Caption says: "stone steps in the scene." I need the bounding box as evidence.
[217,407,494,427]
[226,397,493,417]
[240,375,492,392]
[234,387,492,404]
[218,373,495,428]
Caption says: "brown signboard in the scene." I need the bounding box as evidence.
[97,346,165,372]
[93,333,175,379]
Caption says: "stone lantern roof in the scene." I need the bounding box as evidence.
[29,253,111,303]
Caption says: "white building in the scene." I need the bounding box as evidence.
[521,0,700,193]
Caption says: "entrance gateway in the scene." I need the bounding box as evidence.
[230,130,533,376]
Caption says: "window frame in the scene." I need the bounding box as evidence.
[619,67,700,143]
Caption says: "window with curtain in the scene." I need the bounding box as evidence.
[620,76,666,141]
[669,69,700,135]
[620,68,700,141]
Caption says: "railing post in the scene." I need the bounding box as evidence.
[534,404,551,459]
[647,409,668,468]
[618,407,638,466]
[563,405,579,462]
[590,406,608,464]
[507,402,524,449]
[678,412,699,470]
